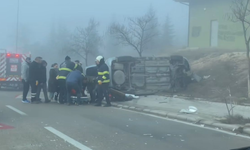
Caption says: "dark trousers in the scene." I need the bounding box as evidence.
[97,83,111,105]
[22,80,30,100]
[54,85,60,101]
[36,83,49,101]
[88,85,97,103]
[30,80,38,102]
[66,82,81,104]
[58,79,67,103]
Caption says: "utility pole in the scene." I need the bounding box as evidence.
[15,0,20,53]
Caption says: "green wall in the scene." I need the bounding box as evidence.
[189,0,245,49]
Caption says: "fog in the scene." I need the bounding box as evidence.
[0,0,188,66]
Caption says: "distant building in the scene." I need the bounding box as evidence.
[174,0,245,50]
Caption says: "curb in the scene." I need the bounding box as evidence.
[211,123,241,132]
[243,128,250,135]
[111,102,250,136]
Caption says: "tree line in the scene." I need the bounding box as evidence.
[19,7,175,66]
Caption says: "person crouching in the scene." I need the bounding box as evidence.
[66,67,83,106]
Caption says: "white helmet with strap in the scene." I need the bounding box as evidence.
[96,55,103,62]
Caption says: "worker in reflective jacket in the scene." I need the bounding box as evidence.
[57,62,75,104]
[95,56,111,107]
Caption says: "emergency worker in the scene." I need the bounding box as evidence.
[75,60,83,73]
[66,69,83,105]
[29,57,42,103]
[95,56,111,107]
[57,61,75,104]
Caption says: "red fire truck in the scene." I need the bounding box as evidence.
[0,50,31,90]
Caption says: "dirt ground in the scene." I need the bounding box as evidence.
[168,48,248,102]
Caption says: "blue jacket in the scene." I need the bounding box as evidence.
[66,70,83,87]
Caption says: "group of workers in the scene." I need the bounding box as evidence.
[21,55,111,107]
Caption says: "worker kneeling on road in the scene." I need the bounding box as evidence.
[95,56,111,107]
[66,69,83,106]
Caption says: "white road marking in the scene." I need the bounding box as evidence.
[113,107,250,139]
[6,105,27,116]
[44,126,92,150]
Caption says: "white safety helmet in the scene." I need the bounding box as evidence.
[96,55,103,62]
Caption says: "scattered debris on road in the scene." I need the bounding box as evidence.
[125,94,139,99]
[203,75,211,79]
[180,106,198,114]
[143,134,152,136]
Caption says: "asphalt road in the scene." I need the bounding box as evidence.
[0,91,250,150]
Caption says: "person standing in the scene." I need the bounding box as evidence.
[29,57,42,103]
[95,56,111,107]
[75,60,83,73]
[48,63,59,101]
[36,60,50,103]
[57,62,75,104]
[60,56,71,68]
[66,70,83,105]
[21,57,31,103]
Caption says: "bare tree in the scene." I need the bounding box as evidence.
[110,7,158,57]
[70,19,101,65]
[228,0,250,98]
[47,24,71,55]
